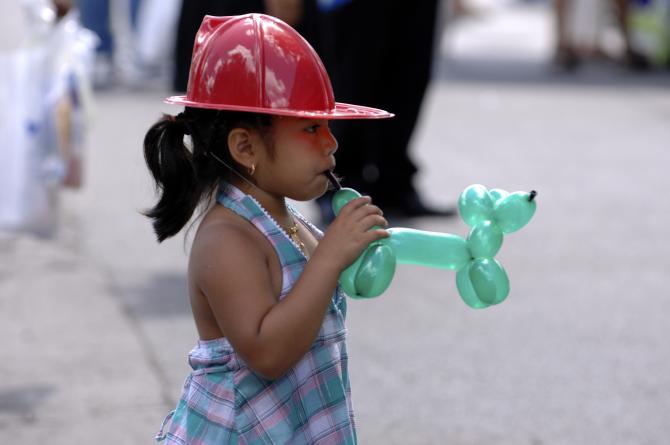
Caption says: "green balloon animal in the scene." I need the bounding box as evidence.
[327,175,537,309]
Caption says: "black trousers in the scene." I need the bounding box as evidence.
[313,0,439,205]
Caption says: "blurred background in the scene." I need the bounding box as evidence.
[1,0,669,443]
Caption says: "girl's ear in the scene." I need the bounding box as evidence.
[227,127,259,170]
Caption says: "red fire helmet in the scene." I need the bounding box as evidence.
[166,14,393,119]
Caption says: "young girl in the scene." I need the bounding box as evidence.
[146,14,393,444]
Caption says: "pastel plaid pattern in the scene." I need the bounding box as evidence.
[156,184,356,444]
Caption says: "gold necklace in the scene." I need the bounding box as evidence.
[284,220,306,255]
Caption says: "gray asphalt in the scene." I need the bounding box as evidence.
[2,4,670,444]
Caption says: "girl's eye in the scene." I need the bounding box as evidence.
[305,125,320,134]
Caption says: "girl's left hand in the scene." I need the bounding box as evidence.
[263,0,303,26]
[316,196,390,271]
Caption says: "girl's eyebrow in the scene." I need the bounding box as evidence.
[299,120,321,128]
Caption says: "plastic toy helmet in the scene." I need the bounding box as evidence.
[166,14,393,120]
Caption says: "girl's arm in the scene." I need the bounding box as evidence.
[193,197,387,379]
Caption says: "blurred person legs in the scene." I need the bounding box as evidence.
[77,0,114,86]
[110,0,139,86]
[614,0,651,69]
[624,0,670,68]
[313,0,454,223]
[553,0,651,70]
[77,0,149,87]
[553,0,581,69]
[134,0,181,84]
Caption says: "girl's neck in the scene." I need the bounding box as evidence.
[232,178,292,224]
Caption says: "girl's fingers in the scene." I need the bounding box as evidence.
[362,228,390,245]
[339,196,372,216]
[349,203,383,223]
[358,214,388,231]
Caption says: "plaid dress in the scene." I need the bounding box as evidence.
[156,183,356,445]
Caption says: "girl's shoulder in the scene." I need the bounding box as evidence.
[191,206,274,272]
[189,204,282,298]
[192,205,268,258]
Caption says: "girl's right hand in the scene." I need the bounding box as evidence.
[317,196,389,270]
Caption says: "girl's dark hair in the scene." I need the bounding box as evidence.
[143,107,272,242]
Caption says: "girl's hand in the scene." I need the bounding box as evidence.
[263,0,303,26]
[317,196,389,270]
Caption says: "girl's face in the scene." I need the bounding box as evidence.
[256,117,338,201]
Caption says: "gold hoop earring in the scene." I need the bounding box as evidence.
[249,164,256,176]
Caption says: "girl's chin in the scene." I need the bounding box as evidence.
[290,178,329,201]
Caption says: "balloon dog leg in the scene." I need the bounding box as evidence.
[387,228,506,309]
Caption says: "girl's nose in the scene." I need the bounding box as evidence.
[322,126,338,156]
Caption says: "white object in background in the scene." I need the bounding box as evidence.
[0,1,97,237]
[0,44,60,237]
[0,1,30,51]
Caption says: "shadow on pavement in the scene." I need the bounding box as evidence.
[124,272,190,318]
[0,384,55,418]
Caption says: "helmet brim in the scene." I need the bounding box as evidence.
[165,96,394,120]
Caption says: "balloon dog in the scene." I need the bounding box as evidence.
[326,172,537,309]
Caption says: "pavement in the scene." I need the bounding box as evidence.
[2,3,670,444]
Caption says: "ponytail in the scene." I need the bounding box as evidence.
[143,108,273,242]
[143,113,201,242]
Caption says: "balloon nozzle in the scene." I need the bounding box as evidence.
[528,190,537,202]
[325,170,342,191]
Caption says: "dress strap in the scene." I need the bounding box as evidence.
[216,182,255,221]
[216,183,307,294]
